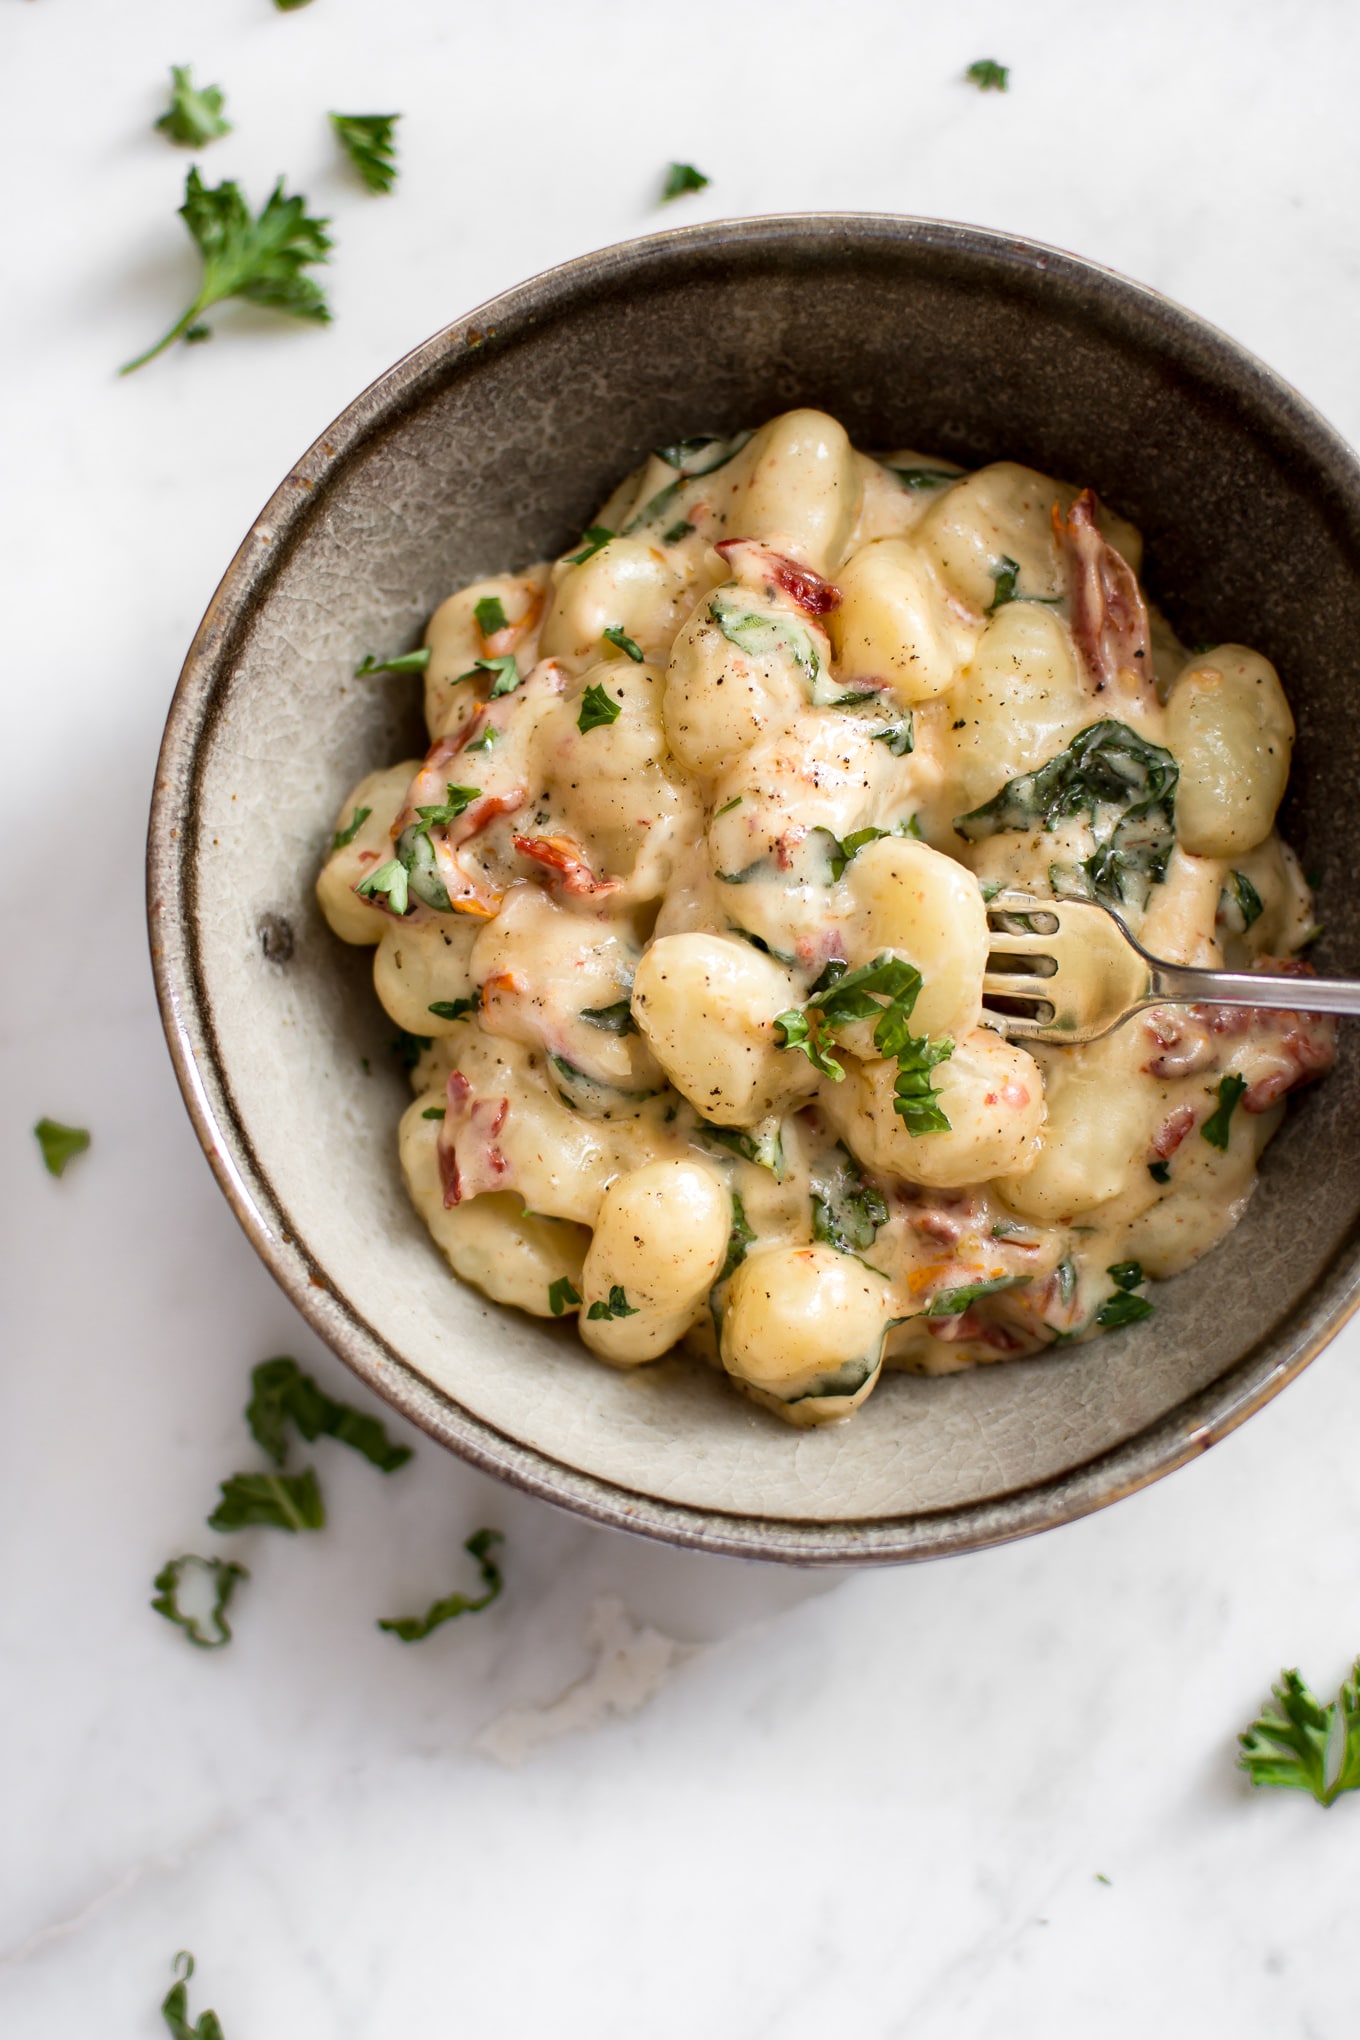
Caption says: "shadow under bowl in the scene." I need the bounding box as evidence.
[148,213,1360,1564]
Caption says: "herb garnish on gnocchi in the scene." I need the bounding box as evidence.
[318,410,1334,1425]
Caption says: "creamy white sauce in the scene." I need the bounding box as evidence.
[317,410,1333,1426]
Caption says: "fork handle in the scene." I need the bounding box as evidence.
[1149,962,1360,1017]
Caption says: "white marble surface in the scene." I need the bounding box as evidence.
[5,1,1360,2032]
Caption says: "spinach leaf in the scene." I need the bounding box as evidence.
[811,1146,888,1254]
[580,1000,636,1034]
[925,1274,1028,1317]
[720,1193,756,1282]
[1202,1073,1247,1151]
[955,720,1179,911]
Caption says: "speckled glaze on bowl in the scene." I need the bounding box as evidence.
[148,214,1360,1564]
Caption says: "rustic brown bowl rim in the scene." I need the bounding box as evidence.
[147,212,1360,1565]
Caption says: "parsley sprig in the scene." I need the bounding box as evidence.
[155,66,232,148]
[774,954,953,1134]
[1239,1659,1360,1805]
[330,112,400,194]
[161,1952,224,2040]
[378,1529,504,1641]
[121,168,332,374]
[34,1117,91,1177]
[151,1555,249,1651]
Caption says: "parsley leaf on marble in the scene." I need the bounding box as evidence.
[661,161,710,201]
[34,1118,91,1178]
[245,1356,413,1472]
[1239,1659,1360,1806]
[207,1468,326,1533]
[579,682,623,732]
[330,112,400,194]
[161,1952,225,2040]
[1202,1074,1247,1151]
[355,647,431,677]
[587,1285,638,1321]
[120,168,331,374]
[548,1277,582,1316]
[966,58,1009,91]
[378,1529,504,1640]
[151,1555,249,1651]
[566,526,614,565]
[602,625,644,663]
[331,805,371,850]
[155,66,232,148]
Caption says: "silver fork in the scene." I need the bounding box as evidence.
[981,890,1360,1044]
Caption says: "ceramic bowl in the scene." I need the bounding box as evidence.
[149,214,1360,1564]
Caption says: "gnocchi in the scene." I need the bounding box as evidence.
[319,411,1331,1426]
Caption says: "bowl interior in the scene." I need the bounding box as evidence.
[156,216,1360,1558]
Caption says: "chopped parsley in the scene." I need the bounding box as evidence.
[580,1000,636,1034]
[34,1118,91,1178]
[378,1529,504,1641]
[355,858,410,914]
[566,527,614,565]
[246,1355,413,1473]
[1095,1291,1155,1328]
[207,1468,325,1533]
[416,782,480,826]
[151,1555,249,1651]
[474,595,509,637]
[155,66,232,148]
[811,1145,887,1254]
[391,1029,431,1069]
[548,1278,582,1316]
[926,1274,1028,1317]
[457,653,521,695]
[332,804,371,849]
[355,646,431,676]
[579,682,624,732]
[330,112,400,194]
[465,724,497,752]
[120,168,331,375]
[661,161,710,201]
[427,995,478,1022]
[1148,1159,1171,1183]
[720,1194,756,1282]
[1107,1260,1145,1292]
[422,1105,445,1120]
[1239,1658,1360,1805]
[663,519,695,544]
[774,955,953,1134]
[587,1285,638,1321]
[1202,1073,1247,1151]
[602,625,644,662]
[966,58,1009,91]
[955,720,1179,912]
[161,1952,224,2040]
[714,795,743,818]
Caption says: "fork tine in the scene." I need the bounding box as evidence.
[981,928,1060,954]
[983,971,1060,999]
